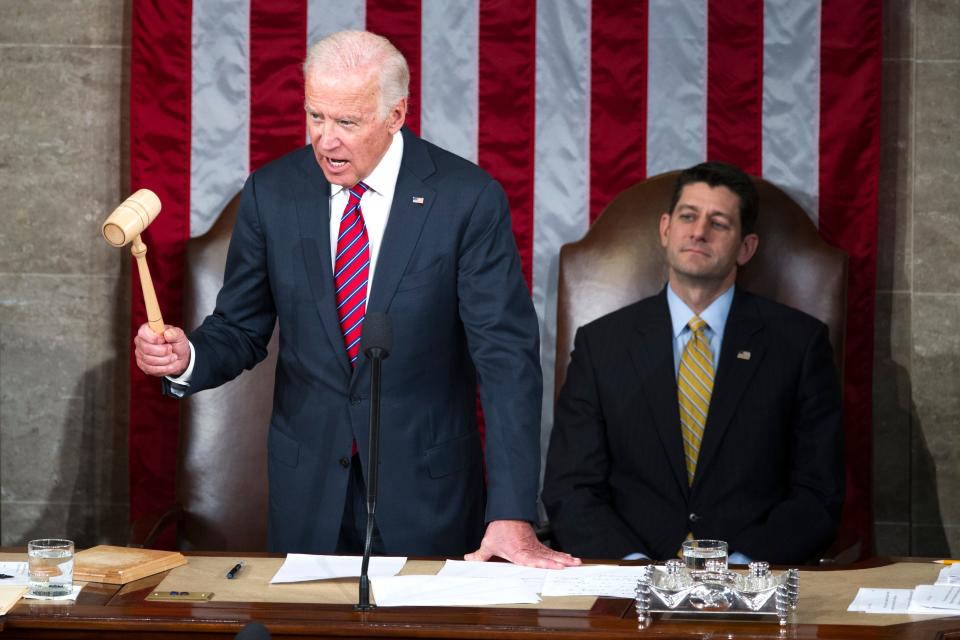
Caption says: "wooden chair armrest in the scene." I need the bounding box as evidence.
[128,504,184,548]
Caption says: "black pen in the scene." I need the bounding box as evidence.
[226,561,244,579]
[0,574,13,579]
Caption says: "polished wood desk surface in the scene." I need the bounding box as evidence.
[1,553,958,639]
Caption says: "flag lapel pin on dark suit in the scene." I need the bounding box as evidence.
[737,350,751,360]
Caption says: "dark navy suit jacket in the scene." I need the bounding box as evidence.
[542,288,843,564]
[178,128,542,555]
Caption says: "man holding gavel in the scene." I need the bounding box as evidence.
[134,30,578,569]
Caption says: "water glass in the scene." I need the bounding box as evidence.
[27,539,74,597]
[682,538,728,572]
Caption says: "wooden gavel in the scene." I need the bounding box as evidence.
[101,189,165,334]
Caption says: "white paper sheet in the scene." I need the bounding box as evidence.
[269,554,407,584]
[540,565,649,598]
[936,564,960,586]
[847,588,916,613]
[911,585,960,611]
[437,560,550,591]
[0,562,30,587]
[371,575,540,607]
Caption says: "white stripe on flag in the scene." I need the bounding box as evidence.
[646,0,708,175]
[533,0,591,473]
[420,0,479,163]
[762,0,821,224]
[190,0,249,237]
[307,0,366,43]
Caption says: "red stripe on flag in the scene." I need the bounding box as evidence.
[365,0,422,135]
[818,0,882,555]
[706,0,763,175]
[249,0,307,171]
[478,0,536,287]
[129,0,192,537]
[589,0,648,223]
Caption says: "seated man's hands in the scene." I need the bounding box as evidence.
[465,520,581,569]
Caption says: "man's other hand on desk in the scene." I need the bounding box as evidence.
[465,520,581,569]
[135,323,191,377]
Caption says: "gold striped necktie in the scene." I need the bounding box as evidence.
[677,316,714,485]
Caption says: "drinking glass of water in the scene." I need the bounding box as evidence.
[27,539,74,597]
[682,539,728,572]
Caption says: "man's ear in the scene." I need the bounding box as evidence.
[658,212,672,248]
[386,98,407,134]
[737,233,759,266]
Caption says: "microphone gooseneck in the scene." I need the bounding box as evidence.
[355,312,392,611]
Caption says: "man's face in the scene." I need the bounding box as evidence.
[304,66,406,187]
[659,182,758,287]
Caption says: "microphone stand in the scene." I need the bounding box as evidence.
[355,345,385,611]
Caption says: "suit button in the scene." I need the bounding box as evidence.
[350,396,361,406]
[689,513,701,523]
[339,457,350,468]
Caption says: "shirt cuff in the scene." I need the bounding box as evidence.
[165,340,196,385]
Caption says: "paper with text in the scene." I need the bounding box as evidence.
[936,564,960,586]
[541,565,649,598]
[437,560,550,591]
[847,588,915,613]
[0,562,30,587]
[911,585,960,611]
[269,555,407,584]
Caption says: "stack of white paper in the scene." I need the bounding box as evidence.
[266,556,664,606]
[0,562,30,587]
[936,564,960,586]
[541,565,650,598]
[269,555,407,584]
[437,559,549,591]
[848,585,960,614]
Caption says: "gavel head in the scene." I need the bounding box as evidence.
[101,189,162,247]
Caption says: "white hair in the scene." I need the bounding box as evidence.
[303,30,409,119]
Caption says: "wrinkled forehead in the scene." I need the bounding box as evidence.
[305,70,381,110]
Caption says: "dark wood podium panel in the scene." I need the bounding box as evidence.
[2,556,959,639]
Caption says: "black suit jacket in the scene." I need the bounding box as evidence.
[174,128,542,555]
[542,288,843,563]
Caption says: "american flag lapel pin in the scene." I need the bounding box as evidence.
[412,196,425,205]
[737,350,751,360]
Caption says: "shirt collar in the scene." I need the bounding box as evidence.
[666,283,735,339]
[330,130,404,200]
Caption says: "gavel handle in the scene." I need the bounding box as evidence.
[130,235,165,335]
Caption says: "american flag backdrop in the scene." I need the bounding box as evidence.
[129,0,881,552]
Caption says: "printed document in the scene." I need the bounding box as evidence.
[270,554,406,583]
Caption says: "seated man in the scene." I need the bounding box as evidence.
[542,162,844,564]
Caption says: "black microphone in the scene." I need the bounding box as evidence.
[355,312,392,611]
[234,621,271,639]
[362,311,393,359]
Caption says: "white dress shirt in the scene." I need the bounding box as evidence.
[327,130,404,294]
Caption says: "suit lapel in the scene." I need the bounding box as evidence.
[294,149,352,377]
[366,128,437,316]
[630,292,690,498]
[693,289,765,487]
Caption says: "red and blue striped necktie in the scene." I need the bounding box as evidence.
[334,182,370,367]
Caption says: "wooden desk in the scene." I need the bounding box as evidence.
[1,555,959,639]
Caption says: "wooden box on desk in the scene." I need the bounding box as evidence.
[74,545,187,584]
